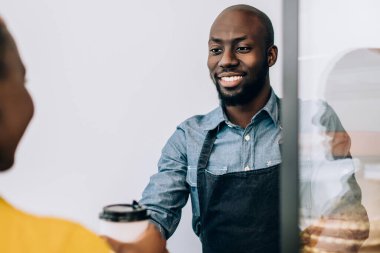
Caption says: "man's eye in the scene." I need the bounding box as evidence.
[236,47,251,53]
[210,48,222,55]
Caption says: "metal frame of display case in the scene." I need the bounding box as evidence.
[281,0,300,252]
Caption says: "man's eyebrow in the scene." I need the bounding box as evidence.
[209,37,222,43]
[209,35,249,44]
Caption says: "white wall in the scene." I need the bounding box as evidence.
[0,1,282,252]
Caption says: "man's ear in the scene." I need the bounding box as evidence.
[267,45,278,67]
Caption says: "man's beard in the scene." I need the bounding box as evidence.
[214,63,269,107]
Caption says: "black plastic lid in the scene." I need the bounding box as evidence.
[99,200,149,222]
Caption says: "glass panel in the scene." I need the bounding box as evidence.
[299,1,380,252]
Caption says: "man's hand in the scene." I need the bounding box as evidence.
[102,223,169,253]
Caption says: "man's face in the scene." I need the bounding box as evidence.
[0,19,34,171]
[207,10,271,106]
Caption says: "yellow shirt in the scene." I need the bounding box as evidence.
[0,197,111,253]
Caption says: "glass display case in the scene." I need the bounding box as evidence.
[296,1,380,252]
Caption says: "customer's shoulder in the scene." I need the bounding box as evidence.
[38,216,110,253]
[3,202,110,253]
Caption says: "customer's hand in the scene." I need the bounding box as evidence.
[102,223,168,253]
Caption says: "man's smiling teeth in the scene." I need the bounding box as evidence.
[221,76,243,82]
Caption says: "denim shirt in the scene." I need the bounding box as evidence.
[140,91,282,239]
[140,90,359,239]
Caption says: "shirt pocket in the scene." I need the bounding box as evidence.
[186,165,228,187]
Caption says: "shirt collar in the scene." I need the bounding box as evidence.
[202,89,280,131]
[202,107,225,131]
[262,89,280,127]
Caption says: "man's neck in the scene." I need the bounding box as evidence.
[224,84,272,129]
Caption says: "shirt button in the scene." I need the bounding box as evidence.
[244,135,250,141]
[244,166,251,171]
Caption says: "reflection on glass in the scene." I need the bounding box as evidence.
[299,100,369,253]
[299,49,380,253]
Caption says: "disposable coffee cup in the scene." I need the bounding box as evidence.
[99,201,150,243]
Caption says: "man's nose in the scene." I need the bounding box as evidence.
[218,49,238,68]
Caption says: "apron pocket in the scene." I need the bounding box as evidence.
[206,165,228,175]
[186,165,228,187]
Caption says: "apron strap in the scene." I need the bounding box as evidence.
[197,127,218,170]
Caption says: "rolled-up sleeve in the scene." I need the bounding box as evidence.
[140,126,189,239]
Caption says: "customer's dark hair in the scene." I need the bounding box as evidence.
[0,28,6,79]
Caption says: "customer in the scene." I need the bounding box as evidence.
[0,17,167,253]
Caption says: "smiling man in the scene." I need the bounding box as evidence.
[141,5,281,252]
[140,4,367,253]
[207,5,277,127]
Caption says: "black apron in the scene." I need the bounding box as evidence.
[197,127,280,253]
